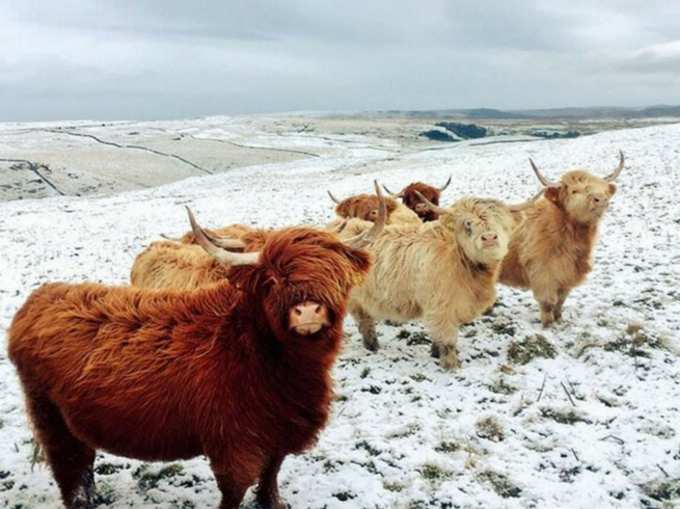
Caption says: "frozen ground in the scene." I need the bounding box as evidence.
[1,118,679,508]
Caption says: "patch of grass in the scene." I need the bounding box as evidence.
[508,334,556,365]
[476,417,504,442]
[95,462,126,475]
[641,478,680,506]
[410,373,431,383]
[333,491,356,501]
[435,441,460,454]
[361,385,382,394]
[322,459,344,473]
[383,481,405,492]
[605,325,666,358]
[539,407,590,425]
[396,329,411,339]
[491,320,516,336]
[419,463,451,481]
[355,440,381,456]
[360,367,371,379]
[407,331,431,346]
[133,464,184,491]
[477,470,522,498]
[487,377,518,395]
[388,423,421,439]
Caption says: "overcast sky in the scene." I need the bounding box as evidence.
[1,0,679,121]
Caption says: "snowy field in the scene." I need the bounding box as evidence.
[1,118,679,508]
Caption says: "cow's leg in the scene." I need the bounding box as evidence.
[349,304,379,352]
[553,288,570,322]
[256,454,288,509]
[24,389,96,509]
[213,472,250,509]
[531,283,560,328]
[424,315,460,369]
[210,451,261,509]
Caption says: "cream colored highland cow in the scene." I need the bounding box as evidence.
[500,151,624,326]
[342,195,534,369]
[132,183,387,290]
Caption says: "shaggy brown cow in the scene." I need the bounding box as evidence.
[500,151,624,326]
[383,176,451,221]
[8,209,376,509]
[328,188,421,225]
[340,193,533,369]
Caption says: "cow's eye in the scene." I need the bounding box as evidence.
[464,220,473,234]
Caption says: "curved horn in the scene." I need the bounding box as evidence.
[186,207,259,266]
[438,175,452,192]
[529,158,555,187]
[414,190,451,216]
[508,189,543,212]
[210,236,247,251]
[381,184,404,198]
[604,150,624,182]
[345,181,386,248]
[327,190,341,204]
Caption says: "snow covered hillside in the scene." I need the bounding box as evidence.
[1,119,679,508]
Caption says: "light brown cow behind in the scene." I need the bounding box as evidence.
[328,189,421,225]
[133,183,387,290]
[500,151,624,326]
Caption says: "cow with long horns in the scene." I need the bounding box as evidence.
[133,183,387,290]
[327,187,421,225]
[8,208,379,509]
[383,176,452,222]
[340,192,537,369]
[500,151,625,327]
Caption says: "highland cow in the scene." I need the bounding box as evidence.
[328,188,421,225]
[8,208,380,509]
[341,193,533,369]
[383,176,451,221]
[500,151,624,326]
[140,183,387,291]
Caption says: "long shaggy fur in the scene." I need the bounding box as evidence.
[131,240,230,289]
[8,228,371,509]
[334,194,420,225]
[341,198,516,369]
[500,170,618,326]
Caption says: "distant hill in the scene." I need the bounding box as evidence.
[377,105,680,120]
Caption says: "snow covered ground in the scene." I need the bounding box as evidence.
[1,118,679,508]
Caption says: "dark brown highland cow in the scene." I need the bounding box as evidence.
[383,176,451,221]
[8,208,379,509]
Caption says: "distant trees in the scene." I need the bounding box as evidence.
[436,122,488,139]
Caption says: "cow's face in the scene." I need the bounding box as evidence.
[403,183,441,221]
[545,171,617,224]
[256,228,371,341]
[442,199,514,266]
[335,195,397,222]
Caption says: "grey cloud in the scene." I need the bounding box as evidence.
[1,0,679,121]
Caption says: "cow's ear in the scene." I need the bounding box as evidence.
[608,183,617,196]
[335,202,348,217]
[544,185,560,204]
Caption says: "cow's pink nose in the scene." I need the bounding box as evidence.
[481,232,498,246]
[289,301,330,335]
